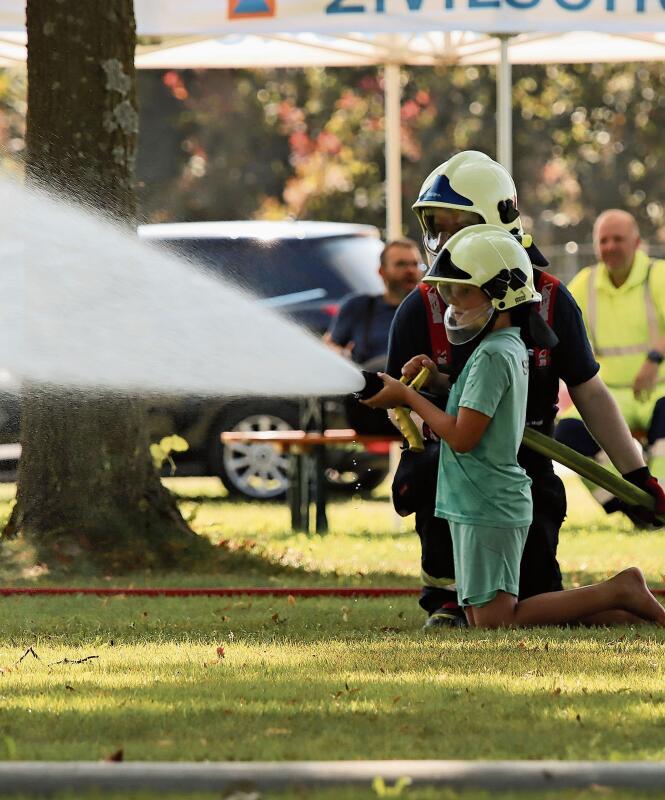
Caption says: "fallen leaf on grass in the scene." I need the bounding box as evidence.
[287,594,296,605]
[216,646,225,659]
[372,775,413,797]
[104,749,123,762]
[265,728,290,736]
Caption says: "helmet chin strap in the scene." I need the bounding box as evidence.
[527,306,559,348]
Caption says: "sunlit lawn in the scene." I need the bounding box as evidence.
[0,473,662,588]
[0,472,662,783]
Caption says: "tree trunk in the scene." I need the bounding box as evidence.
[6,0,208,572]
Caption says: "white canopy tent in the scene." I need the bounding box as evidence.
[0,1,663,237]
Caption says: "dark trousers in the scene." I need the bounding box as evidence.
[417,465,566,614]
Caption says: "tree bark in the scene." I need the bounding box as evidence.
[6,0,207,571]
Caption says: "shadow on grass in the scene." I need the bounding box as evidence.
[1,644,664,761]
[0,534,419,590]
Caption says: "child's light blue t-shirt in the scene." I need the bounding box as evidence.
[435,327,532,528]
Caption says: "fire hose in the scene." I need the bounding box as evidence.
[360,365,665,522]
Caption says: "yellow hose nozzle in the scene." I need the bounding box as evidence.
[394,366,431,451]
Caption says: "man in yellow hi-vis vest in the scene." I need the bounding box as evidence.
[556,209,665,520]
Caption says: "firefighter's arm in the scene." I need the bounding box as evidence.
[569,374,645,473]
[633,333,665,401]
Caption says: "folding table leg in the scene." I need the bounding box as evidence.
[300,451,311,533]
[287,451,306,532]
[313,444,328,534]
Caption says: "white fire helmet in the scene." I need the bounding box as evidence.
[423,224,541,345]
[413,151,523,261]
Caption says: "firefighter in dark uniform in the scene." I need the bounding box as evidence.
[383,151,665,627]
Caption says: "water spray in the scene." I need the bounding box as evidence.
[0,175,365,399]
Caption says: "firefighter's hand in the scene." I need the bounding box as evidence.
[622,466,665,528]
[361,372,409,410]
[633,360,658,401]
[401,355,449,394]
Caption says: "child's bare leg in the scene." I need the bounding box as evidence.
[471,568,665,629]
[579,610,649,626]
[471,592,517,628]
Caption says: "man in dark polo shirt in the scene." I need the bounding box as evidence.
[325,238,423,435]
[325,239,424,371]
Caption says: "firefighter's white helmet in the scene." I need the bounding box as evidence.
[413,151,523,260]
[424,224,541,312]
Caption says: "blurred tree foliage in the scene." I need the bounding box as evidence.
[135,61,665,251]
[0,68,25,176]
[3,62,664,250]
[510,62,665,251]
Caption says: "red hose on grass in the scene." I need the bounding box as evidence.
[0,587,663,597]
[0,587,419,597]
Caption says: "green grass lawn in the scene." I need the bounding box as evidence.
[0,473,662,798]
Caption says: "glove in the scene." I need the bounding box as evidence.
[620,467,665,529]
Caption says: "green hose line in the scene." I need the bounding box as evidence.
[392,364,658,519]
[522,427,659,514]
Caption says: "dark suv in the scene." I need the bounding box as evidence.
[0,221,389,498]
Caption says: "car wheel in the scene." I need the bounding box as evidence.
[209,401,299,500]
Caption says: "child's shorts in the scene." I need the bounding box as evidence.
[449,521,529,608]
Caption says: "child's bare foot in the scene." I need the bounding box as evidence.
[611,567,665,625]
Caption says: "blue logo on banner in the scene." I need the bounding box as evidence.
[234,0,271,12]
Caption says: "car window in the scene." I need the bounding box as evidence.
[153,236,384,301]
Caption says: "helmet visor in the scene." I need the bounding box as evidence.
[421,209,484,257]
[443,300,495,345]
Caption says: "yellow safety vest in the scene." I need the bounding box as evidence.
[568,251,665,390]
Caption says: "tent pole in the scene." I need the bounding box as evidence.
[497,36,512,174]
[384,62,402,240]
